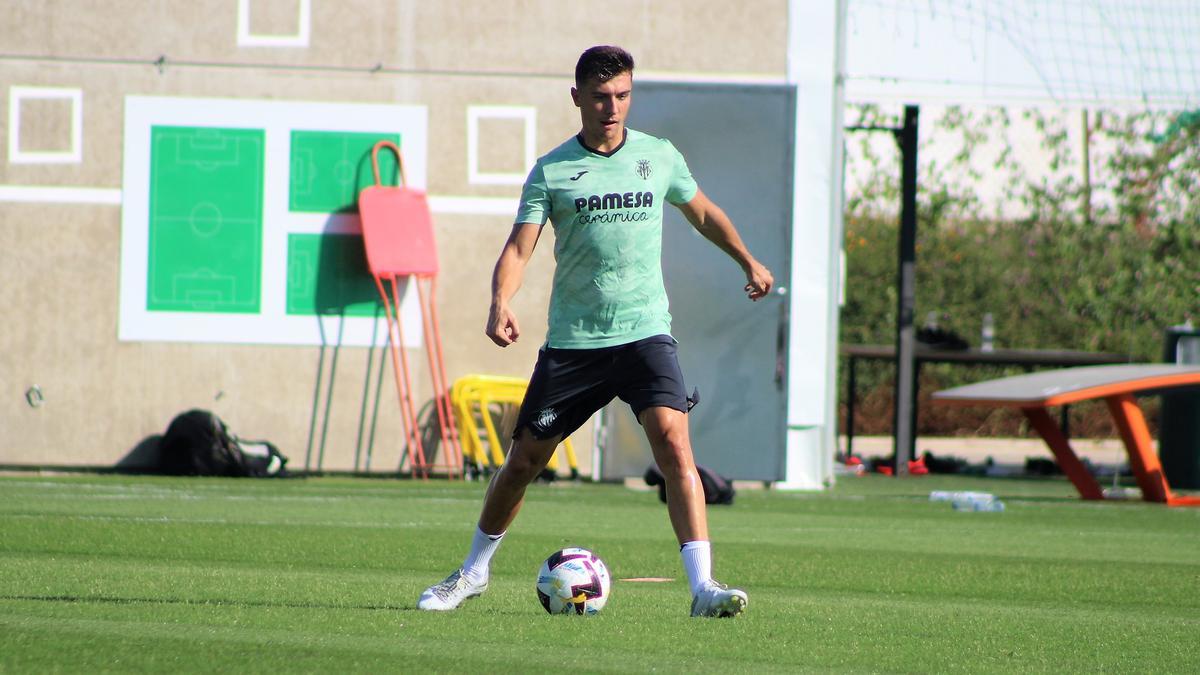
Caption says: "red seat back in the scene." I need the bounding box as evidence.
[358,140,438,277]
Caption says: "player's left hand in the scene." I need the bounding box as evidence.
[743,260,773,301]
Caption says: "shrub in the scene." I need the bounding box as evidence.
[840,105,1200,437]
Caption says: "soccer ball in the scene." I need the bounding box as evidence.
[536,547,612,615]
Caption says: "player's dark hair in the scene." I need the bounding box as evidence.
[575,46,635,87]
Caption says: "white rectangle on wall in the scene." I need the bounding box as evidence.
[466,105,537,186]
[237,0,311,47]
[8,86,83,164]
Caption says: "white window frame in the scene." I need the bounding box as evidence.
[8,86,83,164]
[237,0,311,47]
[466,105,537,186]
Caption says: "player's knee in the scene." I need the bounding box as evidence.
[654,436,694,478]
[499,453,541,484]
[500,436,558,483]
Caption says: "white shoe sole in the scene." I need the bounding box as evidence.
[417,587,486,611]
[692,589,748,618]
[713,590,747,617]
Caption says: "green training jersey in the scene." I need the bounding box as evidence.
[515,128,698,349]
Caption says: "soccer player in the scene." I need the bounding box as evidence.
[418,45,773,617]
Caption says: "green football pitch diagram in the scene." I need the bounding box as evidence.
[286,233,384,317]
[285,131,400,318]
[148,126,264,313]
[289,130,400,213]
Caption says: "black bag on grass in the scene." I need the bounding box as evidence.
[160,409,288,477]
[644,464,736,505]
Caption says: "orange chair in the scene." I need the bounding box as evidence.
[358,140,462,478]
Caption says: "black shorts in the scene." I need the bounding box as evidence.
[514,334,692,441]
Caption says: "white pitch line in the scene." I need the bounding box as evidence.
[3,512,429,529]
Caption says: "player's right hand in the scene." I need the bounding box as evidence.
[744,259,774,301]
[486,303,520,347]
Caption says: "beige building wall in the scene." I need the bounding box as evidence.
[0,0,786,473]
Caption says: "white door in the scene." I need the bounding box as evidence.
[599,82,793,482]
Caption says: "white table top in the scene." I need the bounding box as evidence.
[933,364,1200,407]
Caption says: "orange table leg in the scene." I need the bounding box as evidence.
[1022,406,1105,500]
[1105,393,1172,504]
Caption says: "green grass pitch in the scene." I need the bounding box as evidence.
[2,473,1198,673]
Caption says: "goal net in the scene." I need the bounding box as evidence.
[845,0,1200,109]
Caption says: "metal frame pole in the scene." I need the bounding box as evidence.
[892,105,919,475]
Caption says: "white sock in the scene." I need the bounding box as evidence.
[461,526,505,581]
[680,540,712,595]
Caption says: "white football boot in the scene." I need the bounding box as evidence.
[417,569,489,611]
[690,580,748,618]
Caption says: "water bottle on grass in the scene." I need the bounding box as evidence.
[951,492,1005,512]
[930,491,1005,511]
[930,490,991,502]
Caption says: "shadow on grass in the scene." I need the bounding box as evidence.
[0,594,553,620]
[0,594,415,613]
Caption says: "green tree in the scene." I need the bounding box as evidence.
[840,104,1200,437]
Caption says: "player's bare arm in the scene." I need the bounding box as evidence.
[486,221,544,347]
[675,189,774,301]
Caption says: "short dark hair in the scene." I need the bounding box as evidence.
[574,46,635,87]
